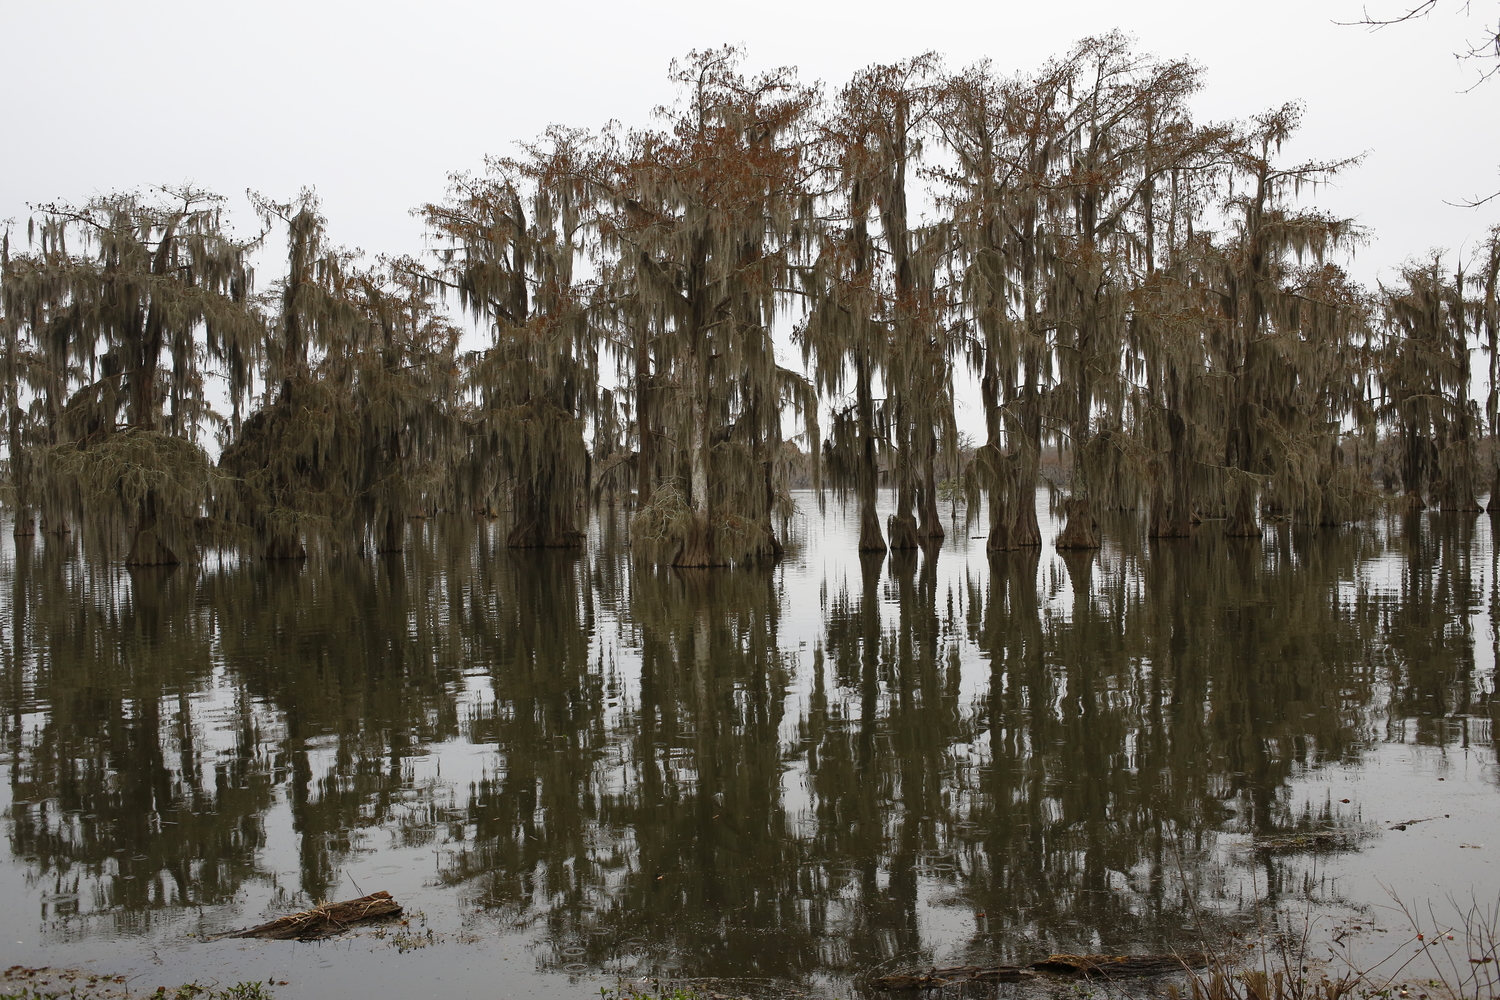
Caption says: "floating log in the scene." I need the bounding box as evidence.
[871,966,1035,990]
[872,953,1208,990]
[1030,953,1209,977]
[229,891,403,940]
[1251,831,1363,852]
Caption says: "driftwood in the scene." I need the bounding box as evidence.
[1251,831,1364,853]
[872,953,1209,990]
[871,966,1036,990]
[1030,953,1209,977]
[228,891,403,940]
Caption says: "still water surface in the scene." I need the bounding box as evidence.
[1,493,1497,997]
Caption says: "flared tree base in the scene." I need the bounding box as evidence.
[505,498,585,550]
[1010,501,1042,547]
[505,528,584,549]
[1054,497,1100,550]
[887,512,920,550]
[264,533,307,560]
[857,505,887,553]
[1224,516,1262,538]
[672,516,730,568]
[1223,488,1262,537]
[917,500,946,541]
[126,525,180,566]
[1149,492,1194,538]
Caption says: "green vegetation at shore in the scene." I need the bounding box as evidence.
[1,969,277,1000]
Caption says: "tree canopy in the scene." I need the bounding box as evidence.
[3,41,1497,566]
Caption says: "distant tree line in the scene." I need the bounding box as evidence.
[3,38,1499,567]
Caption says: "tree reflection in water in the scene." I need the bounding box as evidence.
[0,503,1495,982]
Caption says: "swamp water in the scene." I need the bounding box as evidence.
[0,492,1496,999]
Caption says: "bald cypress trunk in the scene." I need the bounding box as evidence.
[264,530,306,560]
[885,107,921,554]
[1010,462,1043,548]
[759,453,785,560]
[916,424,944,540]
[507,473,584,548]
[675,254,716,569]
[5,299,30,538]
[125,491,179,566]
[978,362,1014,552]
[379,509,405,554]
[1149,409,1195,538]
[888,407,920,550]
[855,354,886,553]
[1010,347,1044,549]
[985,493,1013,552]
[675,337,725,568]
[1055,497,1099,548]
[634,319,656,511]
[1223,334,1261,538]
[1056,236,1099,551]
[1225,481,1262,538]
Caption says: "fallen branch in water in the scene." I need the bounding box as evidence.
[870,952,1209,990]
[1031,953,1210,976]
[869,965,1036,990]
[227,891,403,941]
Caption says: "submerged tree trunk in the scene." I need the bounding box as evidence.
[1436,477,1482,512]
[1224,481,1262,538]
[674,342,726,568]
[858,494,886,552]
[125,493,179,566]
[758,454,785,560]
[379,509,405,553]
[855,355,886,553]
[744,384,783,562]
[1054,496,1100,549]
[985,491,1013,552]
[1010,390,1043,548]
[1010,469,1042,547]
[977,367,1014,553]
[264,530,306,560]
[888,416,920,550]
[635,319,656,511]
[1056,356,1098,551]
[1149,409,1194,538]
[676,515,718,567]
[889,491,920,549]
[506,478,583,549]
[1148,487,1171,538]
[1149,486,1194,538]
[917,426,944,540]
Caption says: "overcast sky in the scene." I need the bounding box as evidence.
[4,0,1498,285]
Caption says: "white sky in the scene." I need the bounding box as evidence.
[4,0,1499,442]
[4,0,1497,280]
